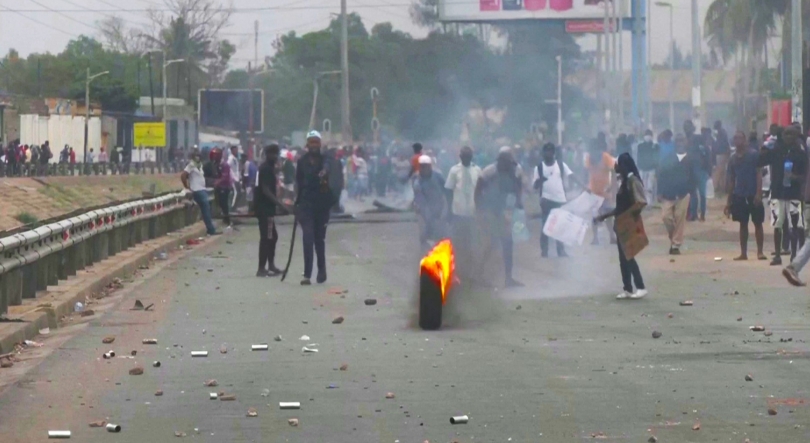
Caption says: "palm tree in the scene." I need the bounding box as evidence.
[704,0,788,127]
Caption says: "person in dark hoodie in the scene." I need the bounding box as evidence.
[658,133,696,255]
[686,123,713,221]
[636,129,660,204]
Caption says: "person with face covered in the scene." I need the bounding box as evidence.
[444,146,481,268]
[658,133,696,254]
[594,153,648,299]
[636,129,660,204]
[475,146,524,287]
[295,131,339,285]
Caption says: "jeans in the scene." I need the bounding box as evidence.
[192,190,217,235]
[540,198,566,256]
[299,208,330,279]
[618,241,645,292]
[688,170,709,219]
[215,188,231,225]
[257,214,278,271]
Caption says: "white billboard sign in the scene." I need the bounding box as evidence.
[439,0,629,22]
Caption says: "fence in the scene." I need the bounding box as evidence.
[0,190,211,317]
[0,161,187,178]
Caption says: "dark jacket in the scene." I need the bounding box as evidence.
[658,152,696,200]
[636,141,660,171]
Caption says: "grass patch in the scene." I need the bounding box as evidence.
[14,212,39,227]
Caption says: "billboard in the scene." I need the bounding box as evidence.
[133,122,166,147]
[197,89,264,133]
[439,0,629,22]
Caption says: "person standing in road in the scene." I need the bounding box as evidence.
[475,146,524,288]
[227,145,240,209]
[407,142,423,180]
[240,153,258,209]
[725,130,766,261]
[255,144,291,277]
[636,129,660,205]
[759,125,807,265]
[685,121,712,222]
[295,131,338,285]
[413,155,448,249]
[213,149,233,228]
[444,146,481,271]
[181,149,218,236]
[594,153,648,299]
[658,133,695,255]
[713,120,731,197]
[586,137,617,245]
[534,143,578,258]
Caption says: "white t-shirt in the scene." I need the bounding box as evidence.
[184,162,207,192]
[534,161,572,203]
[445,163,482,217]
[353,156,368,177]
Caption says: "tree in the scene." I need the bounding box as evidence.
[97,16,148,55]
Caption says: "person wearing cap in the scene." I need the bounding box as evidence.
[295,130,339,285]
[475,146,524,287]
[444,146,481,272]
[413,154,448,249]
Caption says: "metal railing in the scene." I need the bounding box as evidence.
[0,161,187,177]
[0,190,211,317]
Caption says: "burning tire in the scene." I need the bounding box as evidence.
[419,272,443,330]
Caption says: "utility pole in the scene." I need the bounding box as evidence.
[602,0,611,131]
[254,20,259,70]
[656,2,675,132]
[163,54,185,153]
[146,53,155,117]
[340,0,352,144]
[791,0,803,125]
[556,55,563,145]
[691,0,702,128]
[84,68,109,164]
[618,6,624,132]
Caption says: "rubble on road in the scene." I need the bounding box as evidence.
[174,431,187,437]
[102,336,116,344]
[246,408,258,417]
[768,408,778,416]
[679,301,693,306]
[219,394,236,401]
[749,326,765,332]
[204,379,218,387]
[142,338,158,345]
[88,421,106,428]
[652,331,662,339]
[129,367,144,375]
[385,392,395,399]
[364,299,377,306]
[288,418,299,426]
[332,316,344,324]
[745,374,754,382]
[155,390,164,396]
[339,363,348,371]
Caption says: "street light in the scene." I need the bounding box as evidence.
[544,56,563,145]
[162,57,185,123]
[247,67,275,159]
[655,1,675,132]
[84,68,109,163]
[309,70,342,131]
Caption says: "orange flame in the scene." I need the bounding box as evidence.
[419,239,455,304]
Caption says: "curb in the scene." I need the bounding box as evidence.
[0,224,210,354]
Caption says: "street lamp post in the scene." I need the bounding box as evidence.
[161,56,184,164]
[247,67,275,160]
[84,68,109,164]
[655,1,675,132]
[545,56,564,146]
[309,70,342,131]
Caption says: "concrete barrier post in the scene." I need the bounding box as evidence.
[21,264,36,299]
[57,249,69,280]
[98,231,109,261]
[36,258,48,291]
[47,253,59,286]
[3,268,23,307]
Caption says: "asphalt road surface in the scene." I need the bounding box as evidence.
[0,212,809,442]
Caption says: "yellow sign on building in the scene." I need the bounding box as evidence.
[134,122,166,147]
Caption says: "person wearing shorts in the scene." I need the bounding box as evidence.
[724,130,765,260]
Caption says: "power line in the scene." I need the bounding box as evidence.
[0,5,81,38]
[0,2,469,13]
[27,0,98,31]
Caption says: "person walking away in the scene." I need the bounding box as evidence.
[724,130,766,261]
[636,130,660,205]
[181,149,218,236]
[212,149,233,228]
[227,145,240,209]
[759,125,807,265]
[241,154,258,212]
[444,146,481,276]
[413,155,448,249]
[658,133,695,255]
[586,138,618,245]
[685,121,712,221]
[475,146,524,288]
[295,131,339,285]
[255,144,292,277]
[594,153,648,299]
[534,143,581,257]
[713,121,730,197]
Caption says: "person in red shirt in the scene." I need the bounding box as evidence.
[68,147,76,164]
[407,143,423,180]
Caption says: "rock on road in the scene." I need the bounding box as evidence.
[0,213,808,442]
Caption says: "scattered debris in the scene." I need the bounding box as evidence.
[74,302,84,312]
[339,363,348,371]
[219,345,227,354]
[152,361,161,368]
[764,331,773,337]
[210,393,219,400]
[102,336,115,344]
[745,374,754,382]
[364,299,378,306]
[737,317,743,322]
[647,437,657,443]
[714,257,722,262]
[204,379,218,387]
[692,422,701,431]
[131,350,137,356]
[246,408,258,417]
[679,301,693,306]
[768,408,778,416]
[261,389,270,397]
[191,351,208,357]
[129,367,144,376]
[106,424,121,433]
[103,351,115,359]
[24,340,43,347]
[142,339,158,345]
[174,431,187,437]
[385,392,396,399]
[328,288,348,295]
[251,344,269,351]
[288,418,299,427]
[155,390,164,396]
[299,335,310,341]
[302,346,318,353]
[133,300,145,310]
[274,335,282,342]
[750,326,765,332]
[450,415,468,424]
[80,310,95,317]
[590,431,607,438]
[332,316,345,324]
[48,430,71,438]
[280,402,301,409]
[219,394,236,401]
[88,421,106,428]
[652,331,662,339]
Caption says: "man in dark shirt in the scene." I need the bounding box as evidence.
[256,144,291,277]
[759,125,807,265]
[713,121,730,197]
[295,130,338,285]
[658,133,696,254]
[724,130,765,261]
[636,129,660,204]
[685,121,713,221]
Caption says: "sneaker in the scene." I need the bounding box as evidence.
[770,256,783,266]
[268,265,283,274]
[616,291,632,300]
[669,247,681,255]
[631,289,648,299]
[300,278,312,286]
[316,271,327,284]
[256,270,268,277]
[782,267,806,287]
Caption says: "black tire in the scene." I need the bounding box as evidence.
[419,271,443,330]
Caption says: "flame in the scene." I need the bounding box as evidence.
[419,239,455,304]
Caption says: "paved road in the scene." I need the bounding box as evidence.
[0,212,809,442]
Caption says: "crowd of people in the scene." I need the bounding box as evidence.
[177,118,810,296]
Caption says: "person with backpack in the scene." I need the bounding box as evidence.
[533,142,584,258]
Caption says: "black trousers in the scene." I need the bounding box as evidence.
[215,188,230,225]
[257,215,278,271]
[540,198,566,256]
[618,241,645,292]
[299,208,330,279]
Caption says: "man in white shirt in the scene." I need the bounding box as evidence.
[228,145,240,208]
[181,149,218,236]
[533,143,580,257]
[444,146,482,271]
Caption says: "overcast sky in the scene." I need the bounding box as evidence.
[0,0,752,69]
